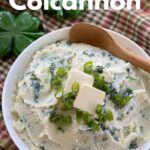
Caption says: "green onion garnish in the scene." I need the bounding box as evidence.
[76,110,83,123]
[112,94,131,109]
[50,113,72,125]
[55,89,64,99]
[110,88,133,109]
[63,115,72,125]
[88,120,100,131]
[82,112,89,124]
[51,76,62,90]
[84,61,93,74]
[93,74,110,93]
[105,110,113,121]
[61,92,76,110]
[96,104,102,114]
[72,82,80,94]
[56,67,67,78]
[63,101,73,110]
[50,114,64,124]
[95,104,113,123]
[63,92,76,102]
[98,114,107,123]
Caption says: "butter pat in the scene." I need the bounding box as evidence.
[73,85,105,115]
[64,69,94,93]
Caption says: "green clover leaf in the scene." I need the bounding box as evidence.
[0,11,45,58]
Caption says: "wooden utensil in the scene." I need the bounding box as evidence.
[69,22,150,73]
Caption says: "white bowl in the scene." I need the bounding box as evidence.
[2,27,150,150]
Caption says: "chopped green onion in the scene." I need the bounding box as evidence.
[63,92,76,101]
[55,89,64,99]
[50,114,64,124]
[63,115,72,125]
[93,74,110,93]
[72,82,80,94]
[96,104,113,123]
[98,109,113,123]
[105,110,113,121]
[50,113,72,126]
[110,88,133,109]
[63,101,73,110]
[88,120,100,131]
[98,114,107,123]
[112,94,131,109]
[103,84,110,93]
[61,92,76,110]
[96,104,102,114]
[82,112,89,124]
[56,67,67,78]
[76,110,83,123]
[84,61,93,74]
[51,76,62,90]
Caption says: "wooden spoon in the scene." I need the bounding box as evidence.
[69,22,150,73]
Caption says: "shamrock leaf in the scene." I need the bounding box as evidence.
[0,11,45,58]
[0,32,12,58]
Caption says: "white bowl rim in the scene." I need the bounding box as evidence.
[2,27,150,150]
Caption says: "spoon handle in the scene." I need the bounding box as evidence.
[111,41,150,73]
[69,23,150,73]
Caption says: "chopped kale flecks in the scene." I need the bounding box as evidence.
[30,74,41,102]
[129,139,138,150]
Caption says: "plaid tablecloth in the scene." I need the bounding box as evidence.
[0,0,150,149]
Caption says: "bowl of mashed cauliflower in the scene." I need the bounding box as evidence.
[2,26,150,150]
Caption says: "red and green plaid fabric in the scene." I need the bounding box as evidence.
[0,0,150,149]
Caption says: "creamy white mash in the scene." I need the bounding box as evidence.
[12,41,150,150]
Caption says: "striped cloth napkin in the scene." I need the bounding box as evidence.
[0,0,150,149]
